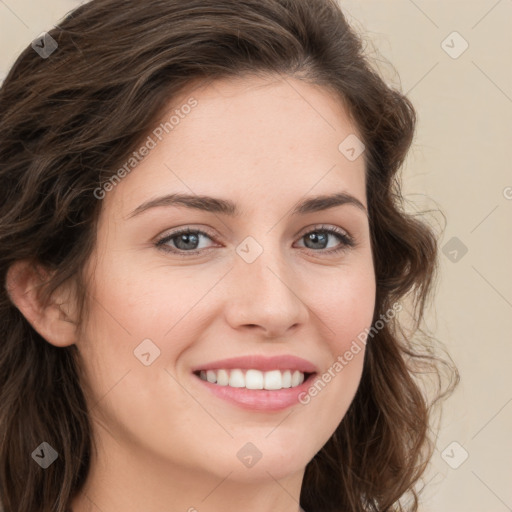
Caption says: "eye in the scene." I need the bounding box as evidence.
[295,224,355,254]
[155,224,356,256]
[155,227,216,255]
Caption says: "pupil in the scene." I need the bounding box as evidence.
[177,233,198,249]
[306,232,327,249]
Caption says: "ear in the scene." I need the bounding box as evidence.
[5,260,78,347]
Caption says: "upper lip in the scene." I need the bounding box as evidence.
[191,355,318,374]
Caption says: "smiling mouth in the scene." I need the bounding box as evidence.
[193,368,315,390]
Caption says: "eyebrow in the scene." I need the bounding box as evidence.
[127,191,368,219]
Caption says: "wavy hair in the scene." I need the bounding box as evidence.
[0,0,458,510]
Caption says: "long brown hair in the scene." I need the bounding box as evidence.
[0,0,458,510]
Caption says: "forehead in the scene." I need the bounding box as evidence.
[105,75,367,218]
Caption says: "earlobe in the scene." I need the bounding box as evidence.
[5,260,78,347]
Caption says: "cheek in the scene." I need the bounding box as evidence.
[286,265,375,433]
[310,266,376,353]
[76,269,204,463]
[77,257,228,414]
[87,255,211,341]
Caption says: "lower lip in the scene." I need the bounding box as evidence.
[193,373,316,411]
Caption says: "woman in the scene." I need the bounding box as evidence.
[0,0,458,511]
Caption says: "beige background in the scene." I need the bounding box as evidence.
[1,1,511,511]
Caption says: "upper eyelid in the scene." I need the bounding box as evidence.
[294,224,353,244]
[156,226,220,244]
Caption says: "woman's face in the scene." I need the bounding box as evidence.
[78,75,376,484]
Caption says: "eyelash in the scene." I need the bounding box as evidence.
[155,224,356,257]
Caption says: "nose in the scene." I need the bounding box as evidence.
[223,244,310,339]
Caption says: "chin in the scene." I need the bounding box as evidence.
[218,433,317,481]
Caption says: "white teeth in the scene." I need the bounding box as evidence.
[291,370,304,387]
[264,370,282,390]
[228,369,245,388]
[197,369,308,390]
[282,370,292,388]
[245,369,263,389]
[216,369,229,386]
